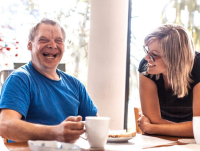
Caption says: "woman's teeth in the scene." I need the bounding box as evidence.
[148,63,155,67]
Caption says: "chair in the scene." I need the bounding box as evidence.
[134,107,142,134]
[3,138,8,143]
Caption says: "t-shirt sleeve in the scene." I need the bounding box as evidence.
[138,58,148,74]
[77,82,97,120]
[0,74,30,119]
[193,53,200,85]
[138,58,157,81]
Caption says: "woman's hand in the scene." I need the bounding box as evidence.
[137,113,152,134]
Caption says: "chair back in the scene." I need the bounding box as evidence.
[3,138,8,143]
[134,107,142,134]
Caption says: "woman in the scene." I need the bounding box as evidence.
[138,23,200,137]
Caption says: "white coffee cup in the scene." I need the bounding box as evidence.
[193,116,200,144]
[83,116,110,148]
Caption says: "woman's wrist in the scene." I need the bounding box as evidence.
[144,123,154,134]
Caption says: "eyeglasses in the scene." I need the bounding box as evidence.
[143,46,161,62]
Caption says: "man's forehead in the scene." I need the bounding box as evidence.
[36,23,63,36]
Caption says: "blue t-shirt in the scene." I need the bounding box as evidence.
[0,62,97,124]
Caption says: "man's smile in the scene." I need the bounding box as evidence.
[43,53,58,59]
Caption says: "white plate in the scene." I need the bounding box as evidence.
[107,137,133,142]
[28,140,81,151]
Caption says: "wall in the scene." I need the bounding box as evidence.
[87,0,128,130]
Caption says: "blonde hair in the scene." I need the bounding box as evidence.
[144,24,195,98]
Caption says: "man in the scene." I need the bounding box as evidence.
[0,18,98,143]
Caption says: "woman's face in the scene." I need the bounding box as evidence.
[145,40,167,75]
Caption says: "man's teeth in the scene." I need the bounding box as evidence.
[43,53,56,58]
[47,56,54,58]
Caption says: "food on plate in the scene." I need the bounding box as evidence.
[108,132,136,138]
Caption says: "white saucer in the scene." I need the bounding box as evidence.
[107,137,133,142]
[28,140,80,151]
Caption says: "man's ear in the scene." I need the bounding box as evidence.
[27,40,32,50]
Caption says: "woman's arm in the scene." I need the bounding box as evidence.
[139,73,172,124]
[138,73,194,137]
[138,114,193,137]
[193,83,200,116]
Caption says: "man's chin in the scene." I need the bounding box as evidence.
[43,59,60,68]
[43,64,58,70]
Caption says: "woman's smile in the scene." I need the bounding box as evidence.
[147,63,156,68]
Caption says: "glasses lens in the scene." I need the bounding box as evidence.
[143,46,148,54]
[143,46,155,62]
[149,55,155,62]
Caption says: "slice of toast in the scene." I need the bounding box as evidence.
[108,132,136,138]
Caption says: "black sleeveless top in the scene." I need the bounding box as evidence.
[138,52,200,123]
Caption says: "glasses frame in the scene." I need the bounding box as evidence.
[143,46,155,62]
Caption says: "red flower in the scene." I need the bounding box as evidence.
[16,47,18,49]
[5,63,8,66]
[0,38,2,41]
[15,54,18,57]
[16,41,19,44]
[6,47,11,51]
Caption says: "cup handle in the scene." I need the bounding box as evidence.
[80,121,86,130]
[80,121,86,124]
[80,121,87,140]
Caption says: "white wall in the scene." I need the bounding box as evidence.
[87,0,128,130]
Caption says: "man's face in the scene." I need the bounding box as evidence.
[28,23,65,72]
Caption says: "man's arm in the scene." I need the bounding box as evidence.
[138,73,194,137]
[0,109,85,142]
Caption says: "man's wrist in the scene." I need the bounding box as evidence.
[48,125,59,141]
[35,125,59,141]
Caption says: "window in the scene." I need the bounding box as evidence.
[127,0,200,132]
[0,0,90,85]
[127,0,170,132]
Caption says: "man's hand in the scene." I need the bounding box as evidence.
[137,113,151,134]
[54,116,85,143]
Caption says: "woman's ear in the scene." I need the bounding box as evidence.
[27,40,32,50]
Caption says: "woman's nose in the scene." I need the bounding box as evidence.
[145,54,150,61]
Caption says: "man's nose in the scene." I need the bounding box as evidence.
[47,40,57,49]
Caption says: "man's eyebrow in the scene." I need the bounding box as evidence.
[38,36,63,40]
[39,36,48,39]
[55,37,63,40]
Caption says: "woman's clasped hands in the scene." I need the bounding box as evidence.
[137,112,152,134]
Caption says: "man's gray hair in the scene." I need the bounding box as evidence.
[28,18,66,41]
